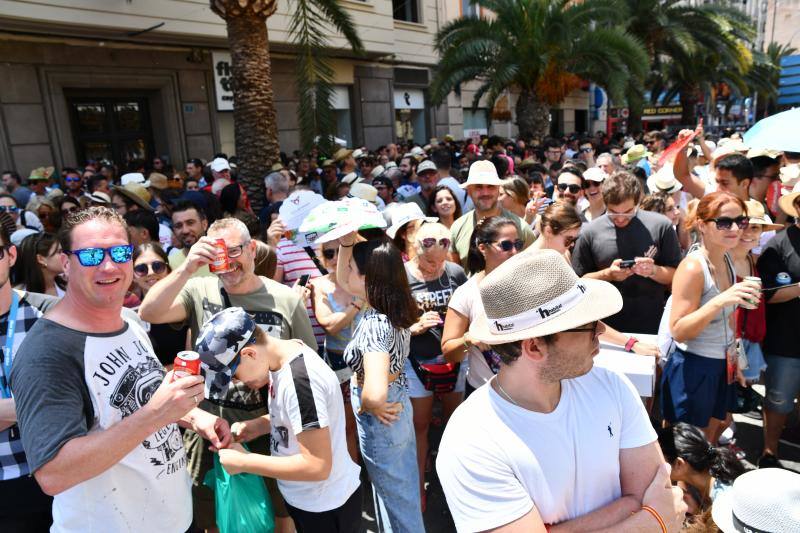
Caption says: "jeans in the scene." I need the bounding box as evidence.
[351,380,424,533]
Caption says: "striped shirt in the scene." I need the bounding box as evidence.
[276,239,325,346]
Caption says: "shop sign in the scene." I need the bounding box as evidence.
[642,105,683,117]
[394,89,425,110]
[212,51,234,112]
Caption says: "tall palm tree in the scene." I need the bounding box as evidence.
[430,0,648,139]
[211,0,362,208]
[623,0,756,130]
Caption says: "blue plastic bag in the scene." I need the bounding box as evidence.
[204,446,275,533]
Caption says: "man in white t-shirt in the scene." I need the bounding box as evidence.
[436,249,686,532]
[197,307,362,532]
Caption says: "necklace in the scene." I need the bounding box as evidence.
[494,375,520,407]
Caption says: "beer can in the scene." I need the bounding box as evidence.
[209,239,232,274]
[173,350,201,379]
[742,276,762,310]
[776,272,792,286]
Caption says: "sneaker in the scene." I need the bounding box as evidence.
[757,453,782,469]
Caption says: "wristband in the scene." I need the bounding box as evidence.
[641,505,667,533]
[341,242,354,248]
[625,337,639,352]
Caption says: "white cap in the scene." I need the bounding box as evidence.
[417,160,437,174]
[385,161,398,170]
[370,165,386,178]
[210,157,231,172]
[121,172,146,186]
[584,167,608,183]
[410,146,426,157]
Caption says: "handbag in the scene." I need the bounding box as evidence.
[409,356,460,393]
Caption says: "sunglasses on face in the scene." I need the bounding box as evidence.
[557,183,582,194]
[421,237,451,249]
[0,206,19,213]
[65,176,82,183]
[65,245,134,267]
[322,248,338,260]
[62,206,81,215]
[493,239,524,252]
[708,216,749,231]
[133,260,168,277]
[562,321,600,335]
[580,147,593,153]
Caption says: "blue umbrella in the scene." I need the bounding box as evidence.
[743,107,800,152]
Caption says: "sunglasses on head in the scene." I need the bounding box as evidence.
[421,237,451,249]
[708,216,749,231]
[133,260,168,277]
[322,248,338,260]
[65,245,134,267]
[0,206,19,213]
[493,239,524,252]
[557,183,582,194]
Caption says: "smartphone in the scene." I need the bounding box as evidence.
[298,274,310,287]
[619,260,636,269]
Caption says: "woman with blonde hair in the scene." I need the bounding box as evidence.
[499,176,534,223]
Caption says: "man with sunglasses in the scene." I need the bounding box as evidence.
[10,207,231,532]
[0,194,44,241]
[572,172,681,335]
[555,167,587,212]
[139,217,316,533]
[437,250,686,532]
[62,168,85,200]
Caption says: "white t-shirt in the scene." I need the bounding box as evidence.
[448,275,497,387]
[269,343,361,512]
[436,366,656,532]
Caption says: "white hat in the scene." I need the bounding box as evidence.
[341,172,362,186]
[469,249,622,344]
[385,161,398,170]
[89,191,111,205]
[121,172,146,187]
[584,167,608,183]
[349,183,378,204]
[460,160,503,189]
[210,157,231,172]
[352,148,366,160]
[712,139,748,163]
[370,165,386,178]
[410,146,426,157]
[417,160,437,174]
[712,469,800,533]
[647,164,682,194]
[386,202,437,239]
[780,163,800,185]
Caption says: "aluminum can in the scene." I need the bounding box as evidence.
[209,239,232,273]
[173,350,201,379]
[776,272,792,286]
[742,276,762,310]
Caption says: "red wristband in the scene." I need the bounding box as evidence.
[624,337,639,352]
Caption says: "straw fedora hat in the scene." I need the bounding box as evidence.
[744,199,782,230]
[778,180,800,218]
[460,160,503,189]
[112,183,153,211]
[621,144,651,165]
[647,164,682,194]
[469,249,622,344]
[712,468,800,533]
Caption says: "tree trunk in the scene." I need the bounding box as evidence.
[626,88,644,135]
[213,2,280,211]
[515,89,551,140]
[680,88,700,127]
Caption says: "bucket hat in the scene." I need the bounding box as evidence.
[386,202,437,239]
[112,183,153,211]
[469,249,622,344]
[460,160,503,189]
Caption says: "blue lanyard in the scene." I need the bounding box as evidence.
[1,291,20,399]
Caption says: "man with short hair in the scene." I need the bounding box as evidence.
[1,171,31,208]
[596,153,615,175]
[398,156,417,185]
[578,138,596,168]
[556,167,585,208]
[139,217,316,533]
[437,250,685,532]
[372,175,396,206]
[449,161,536,268]
[210,158,232,195]
[62,168,85,200]
[11,207,230,532]
[170,200,212,277]
[403,160,440,212]
[543,138,563,170]
[572,171,681,334]
[87,174,111,196]
[186,158,204,182]
[125,210,159,247]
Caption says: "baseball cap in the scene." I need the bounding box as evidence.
[210,157,231,173]
[195,307,258,400]
[417,160,437,174]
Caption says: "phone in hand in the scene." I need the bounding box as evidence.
[619,260,636,269]
[298,274,310,287]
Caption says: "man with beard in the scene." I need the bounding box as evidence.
[437,250,685,532]
[556,167,586,212]
[139,217,316,533]
[402,160,439,212]
[449,161,535,268]
[169,200,212,277]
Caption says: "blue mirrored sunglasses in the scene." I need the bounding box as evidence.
[65,245,134,267]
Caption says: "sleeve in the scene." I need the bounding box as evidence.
[612,371,657,449]
[289,295,318,348]
[283,362,330,435]
[757,238,786,300]
[657,222,682,268]
[436,435,534,532]
[571,230,596,277]
[448,283,471,317]
[360,315,394,354]
[447,262,468,287]
[10,331,93,473]
[177,279,197,326]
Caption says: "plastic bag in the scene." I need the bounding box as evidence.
[204,446,275,533]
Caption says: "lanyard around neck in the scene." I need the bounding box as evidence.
[1,291,20,399]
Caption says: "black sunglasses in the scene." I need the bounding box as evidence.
[562,321,600,335]
[493,239,524,252]
[322,248,338,260]
[708,216,749,231]
[557,183,582,194]
[133,261,168,277]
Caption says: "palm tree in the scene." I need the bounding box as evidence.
[211,0,362,209]
[623,0,756,130]
[430,0,648,139]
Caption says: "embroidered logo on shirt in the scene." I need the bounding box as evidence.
[607,422,614,438]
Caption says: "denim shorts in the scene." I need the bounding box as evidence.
[764,354,800,414]
[661,348,735,427]
[403,357,467,398]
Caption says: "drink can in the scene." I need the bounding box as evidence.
[173,350,201,380]
[776,272,792,286]
[742,276,761,310]
[209,239,232,274]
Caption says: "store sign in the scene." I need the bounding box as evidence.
[212,51,234,112]
[464,128,487,142]
[394,89,424,110]
[642,105,682,117]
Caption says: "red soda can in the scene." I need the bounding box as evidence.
[209,239,232,273]
[173,350,201,380]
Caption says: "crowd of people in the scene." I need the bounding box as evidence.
[1,125,799,533]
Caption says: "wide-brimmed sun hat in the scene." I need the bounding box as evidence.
[647,164,683,194]
[621,144,651,165]
[112,183,153,211]
[28,166,55,182]
[711,468,800,533]
[386,202,437,239]
[333,148,353,162]
[778,180,800,218]
[469,249,622,344]
[460,160,503,189]
[744,199,782,230]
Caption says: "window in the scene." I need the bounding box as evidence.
[463,108,488,131]
[461,0,479,17]
[393,0,419,22]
